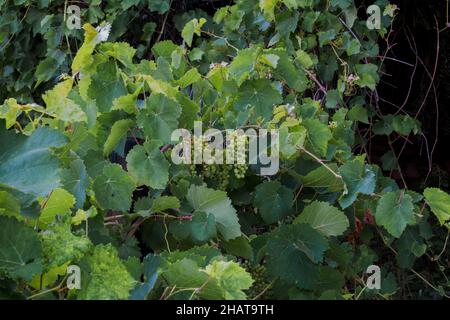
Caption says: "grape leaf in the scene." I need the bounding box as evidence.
[42,79,87,123]
[151,196,180,213]
[0,126,67,198]
[148,0,171,14]
[355,64,379,90]
[177,68,202,88]
[186,185,241,241]
[253,181,293,224]
[260,0,279,22]
[71,23,98,73]
[190,211,217,243]
[235,79,283,119]
[0,98,22,129]
[272,49,309,92]
[182,18,206,47]
[295,201,349,237]
[137,93,181,143]
[338,158,376,209]
[0,191,21,218]
[267,224,328,289]
[88,61,127,113]
[228,47,260,86]
[39,188,76,228]
[303,119,332,157]
[375,191,414,238]
[423,188,450,225]
[130,253,160,300]
[78,244,136,300]
[0,216,42,280]
[203,260,253,300]
[103,119,134,157]
[279,126,306,159]
[99,42,136,69]
[41,221,92,267]
[300,165,344,192]
[93,164,136,211]
[61,159,89,209]
[126,140,170,189]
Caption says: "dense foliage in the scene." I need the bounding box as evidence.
[0,0,449,300]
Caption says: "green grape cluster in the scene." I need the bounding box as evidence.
[228,131,248,179]
[204,164,231,190]
[234,164,247,179]
[198,164,230,190]
[186,132,250,188]
[202,164,217,178]
[242,260,273,300]
[189,164,197,176]
[187,136,231,190]
[216,165,230,190]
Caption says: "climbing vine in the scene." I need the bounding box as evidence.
[0,0,449,300]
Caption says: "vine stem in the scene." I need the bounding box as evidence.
[252,279,275,300]
[434,230,450,260]
[163,215,171,254]
[298,146,342,179]
[27,275,68,300]
[302,68,327,94]
[201,30,239,52]
[189,277,211,300]
[155,0,172,44]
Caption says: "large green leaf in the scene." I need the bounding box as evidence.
[99,42,136,69]
[61,159,89,209]
[151,196,180,213]
[137,93,181,143]
[267,224,328,289]
[0,191,21,218]
[253,181,293,224]
[148,0,171,13]
[186,185,241,241]
[228,47,260,86]
[177,68,202,88]
[354,64,379,90]
[0,127,67,198]
[71,24,98,73]
[235,79,283,119]
[338,158,376,209]
[302,119,332,157]
[93,164,136,212]
[375,191,414,238]
[126,140,170,189]
[41,221,92,267]
[203,260,253,300]
[78,244,136,300]
[42,79,87,123]
[272,49,308,92]
[300,164,344,192]
[163,258,220,298]
[295,201,349,237]
[181,18,206,47]
[39,188,75,228]
[88,61,127,113]
[163,257,252,300]
[0,217,42,280]
[190,211,217,243]
[423,188,450,226]
[279,126,306,159]
[103,119,134,157]
[260,0,279,21]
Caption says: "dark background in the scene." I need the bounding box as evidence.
[375,0,450,191]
